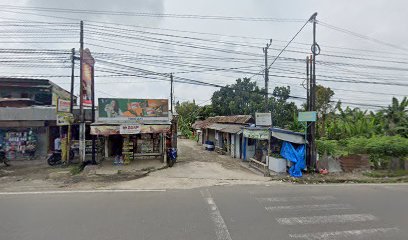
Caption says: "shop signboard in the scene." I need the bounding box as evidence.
[90,125,120,135]
[243,128,269,140]
[57,98,71,113]
[255,112,272,126]
[298,111,317,122]
[57,113,74,126]
[120,124,141,134]
[98,98,169,123]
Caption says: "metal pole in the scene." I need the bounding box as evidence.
[68,48,75,165]
[310,13,318,171]
[263,39,272,112]
[170,73,173,113]
[70,48,75,113]
[79,20,85,163]
[91,63,96,164]
[306,56,310,111]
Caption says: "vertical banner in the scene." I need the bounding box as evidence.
[81,48,95,107]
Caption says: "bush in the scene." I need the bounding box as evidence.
[316,139,343,157]
[345,135,408,169]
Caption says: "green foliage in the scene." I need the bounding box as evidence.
[380,97,408,137]
[175,100,200,138]
[345,136,408,157]
[211,78,265,116]
[316,139,345,157]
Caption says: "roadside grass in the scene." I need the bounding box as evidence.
[363,170,408,178]
[70,164,83,175]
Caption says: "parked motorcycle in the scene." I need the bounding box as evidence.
[47,150,74,166]
[167,148,177,167]
[0,145,10,167]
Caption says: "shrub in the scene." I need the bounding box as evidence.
[317,139,342,157]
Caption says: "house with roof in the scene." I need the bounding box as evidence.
[193,115,254,158]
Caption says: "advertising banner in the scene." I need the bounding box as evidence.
[57,98,71,113]
[81,48,95,107]
[57,113,74,126]
[243,128,270,140]
[120,124,141,134]
[255,112,272,126]
[98,98,169,123]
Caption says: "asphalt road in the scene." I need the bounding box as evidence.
[0,184,407,240]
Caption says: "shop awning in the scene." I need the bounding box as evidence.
[207,123,243,134]
[90,124,170,135]
[242,127,306,144]
[271,128,306,144]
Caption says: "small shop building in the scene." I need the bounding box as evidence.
[242,126,306,175]
[90,98,172,165]
[195,115,254,158]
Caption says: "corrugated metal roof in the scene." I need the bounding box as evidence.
[195,115,254,130]
[207,123,243,134]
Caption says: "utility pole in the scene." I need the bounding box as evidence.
[309,12,319,171]
[91,57,96,164]
[79,20,85,163]
[263,39,272,112]
[70,48,75,113]
[68,48,75,164]
[170,73,173,113]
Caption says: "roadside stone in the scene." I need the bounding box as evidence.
[83,164,99,175]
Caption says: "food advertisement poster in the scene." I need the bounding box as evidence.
[98,98,169,123]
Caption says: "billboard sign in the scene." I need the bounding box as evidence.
[255,112,272,126]
[57,98,71,113]
[98,98,169,123]
[298,111,317,122]
[81,48,95,107]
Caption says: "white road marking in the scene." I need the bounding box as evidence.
[277,214,377,225]
[289,227,400,240]
[200,189,232,240]
[0,189,166,195]
[257,195,336,203]
[265,203,353,212]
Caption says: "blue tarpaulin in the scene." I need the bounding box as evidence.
[280,141,305,178]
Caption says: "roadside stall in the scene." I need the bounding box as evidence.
[242,127,270,175]
[91,124,170,164]
[242,127,307,176]
[91,98,171,165]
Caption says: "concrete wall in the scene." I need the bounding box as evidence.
[230,134,235,158]
[235,134,240,159]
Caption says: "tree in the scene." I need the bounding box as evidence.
[211,79,298,128]
[197,105,215,120]
[211,78,264,116]
[315,85,335,137]
[269,86,298,128]
[175,100,200,137]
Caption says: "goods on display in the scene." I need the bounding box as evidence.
[0,129,37,160]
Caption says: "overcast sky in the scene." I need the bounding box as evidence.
[1,0,407,110]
